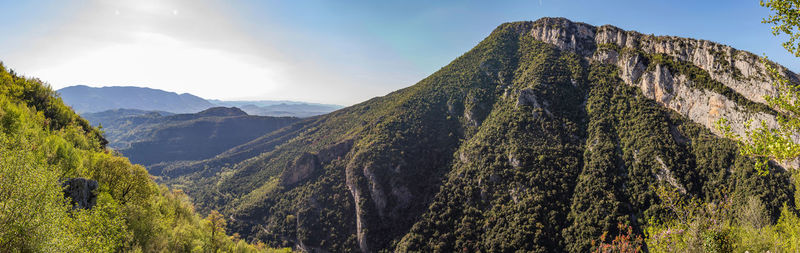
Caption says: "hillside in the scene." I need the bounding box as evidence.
[159,17,800,252]
[58,85,214,113]
[83,107,300,170]
[0,64,288,251]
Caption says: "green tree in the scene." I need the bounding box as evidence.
[762,0,800,57]
[206,210,228,253]
[0,137,71,251]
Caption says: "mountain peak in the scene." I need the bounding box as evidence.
[197,107,248,117]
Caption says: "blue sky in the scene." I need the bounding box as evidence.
[0,0,792,105]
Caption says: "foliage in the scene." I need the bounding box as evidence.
[207,210,228,252]
[593,223,643,253]
[0,136,76,251]
[645,186,735,252]
[0,62,289,252]
[716,1,800,173]
[645,173,800,253]
[716,58,800,174]
[761,0,800,57]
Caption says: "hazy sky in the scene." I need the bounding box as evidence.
[0,0,794,105]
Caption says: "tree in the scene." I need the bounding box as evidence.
[0,138,71,251]
[718,0,800,173]
[594,223,643,253]
[205,210,227,253]
[762,0,800,57]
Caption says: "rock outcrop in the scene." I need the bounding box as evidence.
[62,178,98,210]
[281,140,354,187]
[280,152,320,187]
[317,139,354,163]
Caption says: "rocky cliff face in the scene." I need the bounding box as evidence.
[528,17,795,141]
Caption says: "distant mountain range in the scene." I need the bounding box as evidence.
[57,85,343,117]
[58,85,214,113]
[209,99,343,118]
[83,107,300,168]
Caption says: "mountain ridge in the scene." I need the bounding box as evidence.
[58,85,343,117]
[58,85,214,113]
[525,17,793,137]
[83,106,300,169]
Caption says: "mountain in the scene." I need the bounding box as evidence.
[83,107,300,169]
[58,85,342,117]
[57,85,214,113]
[209,100,343,118]
[156,17,799,252]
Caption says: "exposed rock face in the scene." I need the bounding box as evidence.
[317,139,354,163]
[654,156,687,194]
[280,152,320,186]
[282,140,353,187]
[62,178,98,210]
[516,88,553,117]
[529,17,796,103]
[591,35,779,140]
[528,17,793,143]
[516,88,542,108]
[344,159,370,253]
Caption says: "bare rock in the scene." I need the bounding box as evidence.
[516,88,553,117]
[317,139,354,163]
[280,152,320,187]
[62,178,98,210]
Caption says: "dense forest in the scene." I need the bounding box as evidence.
[0,63,290,252]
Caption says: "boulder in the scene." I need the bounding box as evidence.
[62,178,98,210]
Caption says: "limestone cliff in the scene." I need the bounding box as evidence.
[527,17,795,141]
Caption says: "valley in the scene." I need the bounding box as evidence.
[83,107,299,170]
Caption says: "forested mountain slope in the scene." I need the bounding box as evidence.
[83,107,299,169]
[162,18,799,252]
[0,64,286,252]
